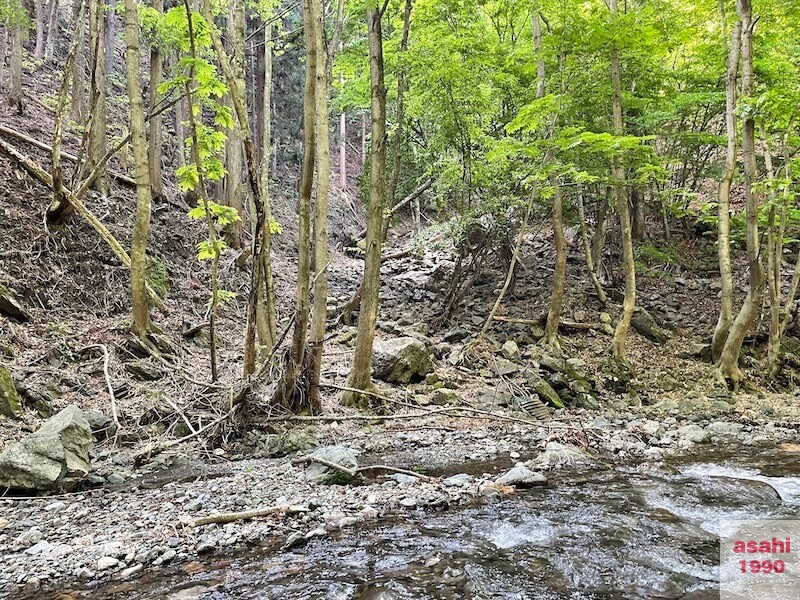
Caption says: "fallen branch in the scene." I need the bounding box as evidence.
[0,124,136,187]
[0,137,165,311]
[491,315,593,331]
[292,454,435,482]
[80,344,121,438]
[133,408,234,466]
[356,178,433,238]
[381,232,444,261]
[188,504,309,527]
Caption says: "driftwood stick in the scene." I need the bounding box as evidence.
[80,344,121,437]
[292,454,434,482]
[188,504,309,527]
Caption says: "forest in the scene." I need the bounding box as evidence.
[1,0,800,596]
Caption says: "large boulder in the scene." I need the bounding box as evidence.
[0,405,94,491]
[372,337,434,383]
[305,445,360,485]
[631,308,668,344]
[0,366,22,419]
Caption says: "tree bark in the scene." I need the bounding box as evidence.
[306,0,330,411]
[711,16,741,362]
[342,5,386,408]
[8,21,23,113]
[256,19,277,355]
[148,0,164,201]
[44,0,58,62]
[124,0,153,339]
[272,0,315,410]
[34,0,46,59]
[715,0,763,388]
[70,0,87,122]
[85,0,109,196]
[609,0,635,364]
[576,188,608,305]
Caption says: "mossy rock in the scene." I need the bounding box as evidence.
[0,367,22,419]
[146,256,170,299]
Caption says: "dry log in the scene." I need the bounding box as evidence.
[0,124,136,187]
[291,454,435,482]
[187,504,310,527]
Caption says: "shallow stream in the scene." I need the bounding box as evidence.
[61,447,800,599]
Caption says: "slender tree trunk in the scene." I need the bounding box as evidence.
[70,1,86,122]
[104,0,116,74]
[711,17,742,362]
[307,0,330,411]
[255,19,277,355]
[85,0,109,196]
[8,21,23,113]
[221,0,245,249]
[44,0,58,62]
[764,131,782,377]
[34,0,46,59]
[630,189,647,241]
[592,188,609,273]
[387,0,412,207]
[715,0,763,388]
[124,0,153,339]
[577,188,608,305]
[609,0,635,364]
[272,0,315,409]
[148,0,164,201]
[339,111,346,189]
[361,114,366,166]
[342,5,386,408]
[544,174,567,346]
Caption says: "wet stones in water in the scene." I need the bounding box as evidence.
[372,337,434,383]
[305,446,361,485]
[529,442,596,471]
[494,466,547,488]
[0,405,94,491]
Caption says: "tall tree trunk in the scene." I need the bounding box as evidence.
[124,0,153,339]
[577,187,608,305]
[544,174,567,346]
[630,189,647,241]
[104,0,116,74]
[386,0,412,207]
[148,0,164,201]
[272,0,315,409]
[307,0,330,411]
[716,0,763,388]
[342,5,386,408]
[70,1,86,122]
[255,19,277,355]
[221,0,245,249]
[609,0,635,364]
[85,0,109,196]
[711,16,742,362]
[34,0,46,59]
[43,0,58,62]
[8,21,23,113]
[763,128,783,377]
[339,111,346,189]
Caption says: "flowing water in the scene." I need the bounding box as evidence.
[67,447,800,599]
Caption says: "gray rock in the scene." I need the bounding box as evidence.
[25,540,52,555]
[631,308,668,344]
[710,400,733,414]
[525,370,565,408]
[494,466,546,488]
[399,497,418,508]
[706,421,743,437]
[432,389,458,405]
[392,473,419,484]
[305,446,360,485]
[500,340,521,361]
[372,337,434,383]
[442,473,472,487]
[0,366,22,419]
[493,358,518,376]
[125,360,163,381]
[106,473,125,484]
[96,556,120,570]
[83,410,115,440]
[529,442,596,471]
[677,424,708,444]
[443,328,469,342]
[0,405,94,491]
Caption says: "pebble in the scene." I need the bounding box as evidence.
[43,501,66,512]
[96,557,120,570]
[442,474,472,488]
[399,497,418,508]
